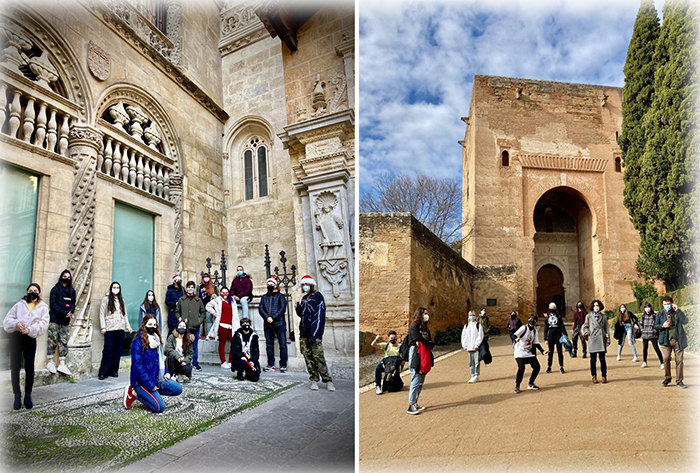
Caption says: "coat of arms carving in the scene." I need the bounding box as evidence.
[88,41,110,81]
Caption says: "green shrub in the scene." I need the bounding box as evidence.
[434,325,463,345]
[632,281,658,305]
[683,305,700,353]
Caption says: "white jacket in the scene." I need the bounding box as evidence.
[3,299,50,338]
[461,321,484,351]
[513,325,540,358]
[205,295,240,339]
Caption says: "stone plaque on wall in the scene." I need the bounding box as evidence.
[88,41,110,81]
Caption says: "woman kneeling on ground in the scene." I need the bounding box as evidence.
[512,314,547,394]
[123,314,182,412]
[164,319,194,383]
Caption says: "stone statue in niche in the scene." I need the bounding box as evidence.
[314,191,344,259]
[311,74,327,117]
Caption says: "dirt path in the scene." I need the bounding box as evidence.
[359,335,699,472]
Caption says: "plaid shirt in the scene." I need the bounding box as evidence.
[640,312,658,339]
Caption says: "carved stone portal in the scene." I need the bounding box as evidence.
[314,191,344,259]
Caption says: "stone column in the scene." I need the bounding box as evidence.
[66,125,103,378]
[169,172,184,275]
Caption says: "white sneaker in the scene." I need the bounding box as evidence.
[57,363,72,376]
[632,357,639,362]
[660,363,665,370]
[641,362,647,368]
[475,375,480,382]
[310,381,319,390]
[221,362,230,369]
[375,386,383,395]
[617,355,621,361]
[46,360,57,374]
[326,382,336,391]
[467,376,476,383]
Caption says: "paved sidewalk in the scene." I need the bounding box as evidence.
[360,335,699,472]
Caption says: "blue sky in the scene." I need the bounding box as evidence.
[358,0,665,196]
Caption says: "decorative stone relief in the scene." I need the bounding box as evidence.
[144,122,161,149]
[295,105,307,121]
[311,74,327,117]
[125,104,148,139]
[314,191,344,259]
[1,26,32,72]
[108,101,130,129]
[169,173,184,274]
[221,7,257,36]
[87,41,110,81]
[318,259,348,299]
[66,126,103,348]
[328,74,347,113]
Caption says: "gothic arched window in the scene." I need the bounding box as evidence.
[243,136,269,200]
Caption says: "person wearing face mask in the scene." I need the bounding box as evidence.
[230,318,261,382]
[123,314,182,412]
[654,296,688,388]
[259,277,288,373]
[138,290,162,331]
[583,299,610,384]
[98,282,133,380]
[199,273,217,337]
[371,330,402,394]
[205,286,240,368]
[478,308,491,340]
[506,311,523,345]
[461,311,485,383]
[165,275,184,333]
[544,302,567,374]
[639,302,664,369]
[614,304,639,362]
[295,275,334,391]
[176,281,205,371]
[230,265,253,320]
[3,283,49,410]
[46,269,76,376]
[404,307,434,414]
[512,314,546,394]
[164,319,194,383]
[571,301,588,358]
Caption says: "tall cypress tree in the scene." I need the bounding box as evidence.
[636,0,698,288]
[619,0,660,237]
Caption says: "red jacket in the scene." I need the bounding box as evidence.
[572,310,586,329]
[417,342,432,374]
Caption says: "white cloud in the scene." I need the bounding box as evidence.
[359,0,649,193]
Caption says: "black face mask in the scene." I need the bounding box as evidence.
[390,339,397,344]
[62,277,71,284]
[577,304,583,309]
[242,325,251,331]
[528,322,536,328]
[176,327,186,334]
[26,292,39,302]
[145,326,157,335]
[267,286,275,293]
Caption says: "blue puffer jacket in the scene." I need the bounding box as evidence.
[131,333,168,391]
[295,291,326,342]
[165,284,184,328]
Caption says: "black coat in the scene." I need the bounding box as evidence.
[259,291,287,327]
[49,283,76,325]
[165,284,184,328]
[231,328,260,370]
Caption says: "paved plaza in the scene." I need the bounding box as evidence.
[360,335,699,472]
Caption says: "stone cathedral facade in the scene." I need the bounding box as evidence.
[0,0,354,381]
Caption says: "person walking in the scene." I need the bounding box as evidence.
[295,275,334,391]
[122,314,183,412]
[640,302,664,369]
[138,290,162,331]
[3,283,49,410]
[654,296,688,388]
[205,286,240,368]
[259,277,288,373]
[230,265,253,320]
[165,275,184,333]
[544,302,567,374]
[461,311,484,383]
[615,304,639,362]
[98,282,132,380]
[371,330,402,395]
[571,301,587,358]
[46,269,76,376]
[506,311,522,344]
[583,299,610,384]
[164,319,194,383]
[512,314,546,394]
[199,273,216,337]
[230,317,261,382]
[405,307,434,414]
[175,280,205,371]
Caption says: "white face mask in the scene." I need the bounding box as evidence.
[187,287,195,295]
[147,295,154,302]
[593,306,600,313]
[423,314,430,322]
[620,307,626,313]
[203,277,210,282]
[301,285,310,293]
[480,311,485,316]
[112,287,120,295]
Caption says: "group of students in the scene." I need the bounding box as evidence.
[372,297,688,415]
[4,267,335,412]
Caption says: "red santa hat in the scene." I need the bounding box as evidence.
[172,274,182,282]
[299,275,316,287]
[266,277,279,287]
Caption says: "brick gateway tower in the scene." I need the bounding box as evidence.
[461,75,641,327]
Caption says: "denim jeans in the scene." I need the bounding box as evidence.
[191,328,200,367]
[264,323,288,368]
[133,378,183,412]
[408,345,425,405]
[618,323,638,357]
[469,350,480,376]
[375,362,385,387]
[238,296,249,319]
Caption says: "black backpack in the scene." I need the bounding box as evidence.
[382,356,404,392]
[399,336,411,362]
